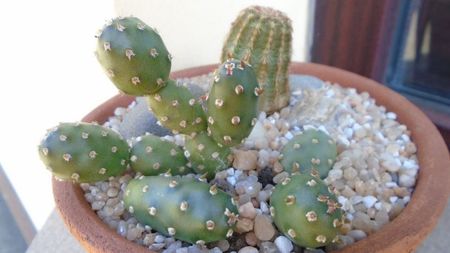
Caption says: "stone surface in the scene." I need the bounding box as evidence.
[253,215,275,241]
[274,236,293,253]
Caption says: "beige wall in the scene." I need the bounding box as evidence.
[115,0,314,71]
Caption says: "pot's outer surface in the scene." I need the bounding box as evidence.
[53,62,450,253]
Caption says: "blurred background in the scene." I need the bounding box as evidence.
[0,0,448,252]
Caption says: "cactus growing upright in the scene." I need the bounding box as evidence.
[96,17,172,95]
[270,173,344,248]
[124,176,238,244]
[206,58,261,147]
[221,6,292,113]
[38,122,130,183]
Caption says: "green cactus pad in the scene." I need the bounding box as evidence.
[184,132,232,180]
[147,80,207,135]
[206,59,260,146]
[130,134,190,176]
[221,6,292,113]
[38,122,129,183]
[96,17,171,95]
[124,176,238,244]
[270,173,343,248]
[281,129,337,178]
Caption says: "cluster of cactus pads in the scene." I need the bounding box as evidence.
[37,10,345,250]
[221,6,292,114]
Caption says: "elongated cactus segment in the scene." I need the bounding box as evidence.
[124,176,238,244]
[221,6,292,113]
[270,173,343,248]
[38,122,129,183]
[184,132,232,179]
[130,134,190,176]
[206,59,260,146]
[96,17,171,95]
[281,129,337,179]
[147,80,207,135]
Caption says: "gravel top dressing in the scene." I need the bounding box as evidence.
[81,74,419,253]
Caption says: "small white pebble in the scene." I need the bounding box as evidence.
[274,236,293,253]
[362,196,377,208]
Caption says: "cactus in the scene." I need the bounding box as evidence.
[147,80,207,135]
[130,134,190,176]
[96,16,172,95]
[38,122,129,183]
[280,129,337,179]
[270,173,344,248]
[206,59,260,146]
[124,176,238,244]
[221,6,292,113]
[184,132,232,180]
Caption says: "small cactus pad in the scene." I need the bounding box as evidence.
[147,80,207,135]
[184,132,232,180]
[96,17,171,95]
[38,122,129,183]
[206,59,260,146]
[270,174,343,248]
[281,129,337,178]
[130,134,190,176]
[124,176,238,244]
[221,6,292,113]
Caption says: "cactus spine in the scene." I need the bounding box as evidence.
[281,129,337,179]
[38,122,130,183]
[270,173,344,248]
[130,134,190,176]
[96,17,172,95]
[221,6,292,113]
[206,59,260,146]
[124,176,238,244]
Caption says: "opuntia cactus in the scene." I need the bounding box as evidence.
[96,16,172,95]
[38,122,129,183]
[124,176,238,244]
[270,173,344,248]
[221,6,292,113]
[130,134,190,176]
[206,59,261,146]
[147,80,207,135]
[184,132,232,179]
[280,129,337,179]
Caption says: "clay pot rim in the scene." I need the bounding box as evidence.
[52,62,450,253]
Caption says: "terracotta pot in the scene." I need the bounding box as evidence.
[53,62,450,253]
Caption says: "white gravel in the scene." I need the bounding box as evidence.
[82,74,419,252]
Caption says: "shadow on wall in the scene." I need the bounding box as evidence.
[114,0,314,70]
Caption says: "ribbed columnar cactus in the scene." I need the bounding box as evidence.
[184,132,232,179]
[281,129,337,179]
[38,122,130,183]
[270,173,344,248]
[221,6,292,113]
[147,80,207,135]
[130,134,190,176]
[124,176,238,244]
[206,59,261,146]
[96,16,172,95]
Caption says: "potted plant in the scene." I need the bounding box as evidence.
[40,7,450,253]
